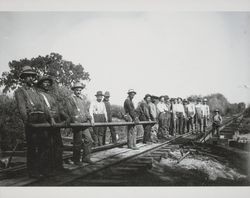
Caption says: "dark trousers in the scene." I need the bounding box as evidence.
[93,114,106,146]
[212,123,220,137]
[105,126,117,144]
[127,125,137,148]
[195,114,203,133]
[72,128,93,162]
[170,113,176,135]
[187,117,194,132]
[25,126,40,175]
[182,117,188,133]
[158,112,170,138]
[176,112,184,134]
[143,124,152,143]
[25,126,63,176]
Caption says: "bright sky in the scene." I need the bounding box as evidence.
[0,12,249,105]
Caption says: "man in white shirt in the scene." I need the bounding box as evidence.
[89,91,108,146]
[175,97,186,134]
[195,98,204,133]
[202,98,210,132]
[186,98,196,133]
[157,96,170,139]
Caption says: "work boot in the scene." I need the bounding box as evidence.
[131,147,139,150]
[82,155,95,165]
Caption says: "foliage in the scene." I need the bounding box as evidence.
[111,104,125,119]
[0,52,90,93]
[0,95,24,151]
[187,93,246,116]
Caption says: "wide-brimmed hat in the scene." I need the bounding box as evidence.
[127,89,136,94]
[95,91,104,96]
[19,65,37,79]
[164,95,169,100]
[214,109,220,112]
[151,95,159,100]
[71,82,86,90]
[37,76,53,87]
[159,95,165,100]
[183,98,188,103]
[197,98,202,102]
[144,94,151,100]
[203,98,208,102]
[177,97,182,101]
[104,91,110,97]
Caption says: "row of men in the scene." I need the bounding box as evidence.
[138,95,211,139]
[123,90,223,146]
[14,65,223,178]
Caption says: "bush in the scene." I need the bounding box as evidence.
[0,95,24,151]
[111,104,125,119]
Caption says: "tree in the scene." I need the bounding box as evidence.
[0,52,90,93]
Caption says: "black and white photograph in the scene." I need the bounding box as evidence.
[0,0,250,192]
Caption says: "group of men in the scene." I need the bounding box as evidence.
[135,93,222,142]
[15,65,222,179]
[15,66,118,178]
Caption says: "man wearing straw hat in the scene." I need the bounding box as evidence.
[15,66,49,178]
[69,82,94,165]
[89,91,108,147]
[123,89,140,150]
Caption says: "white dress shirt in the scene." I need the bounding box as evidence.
[202,104,210,117]
[174,103,186,116]
[89,100,108,121]
[157,102,168,113]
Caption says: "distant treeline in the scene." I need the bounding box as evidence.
[0,92,246,151]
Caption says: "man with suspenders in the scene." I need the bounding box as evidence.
[69,82,94,165]
[15,66,50,178]
[36,76,70,175]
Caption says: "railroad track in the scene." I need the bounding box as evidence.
[0,113,244,186]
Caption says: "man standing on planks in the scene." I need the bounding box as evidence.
[137,94,153,144]
[36,76,71,175]
[103,91,117,144]
[15,66,51,178]
[195,98,204,133]
[89,91,108,147]
[69,82,94,165]
[157,96,170,139]
[123,89,140,150]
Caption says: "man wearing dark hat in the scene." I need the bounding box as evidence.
[195,98,204,133]
[103,91,117,144]
[137,94,153,143]
[89,91,108,146]
[124,89,139,149]
[182,98,188,134]
[169,98,175,135]
[212,109,222,137]
[36,76,71,175]
[186,98,196,133]
[69,82,94,165]
[15,66,50,178]
[157,95,170,139]
[174,97,186,134]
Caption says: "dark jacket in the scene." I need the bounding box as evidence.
[137,102,151,121]
[14,85,49,124]
[103,99,112,122]
[124,97,137,121]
